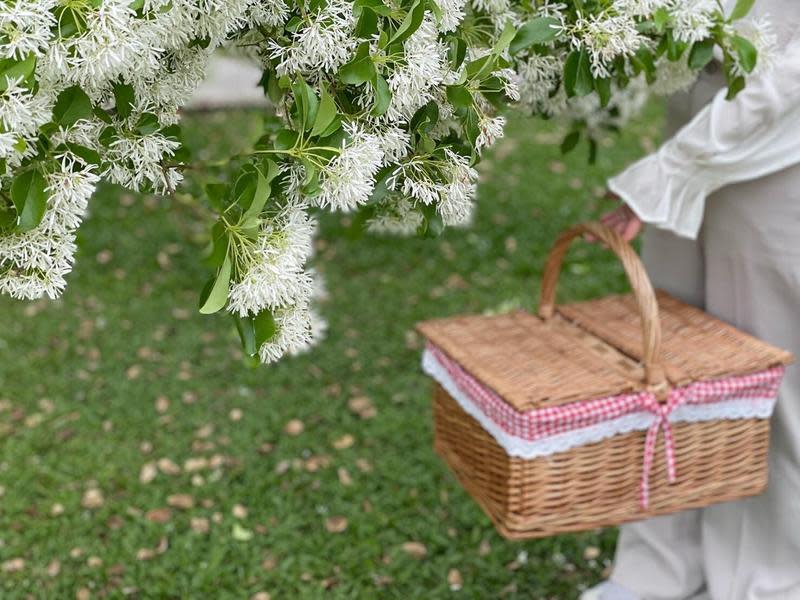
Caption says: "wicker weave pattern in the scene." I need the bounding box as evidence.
[419,222,792,410]
[434,385,770,539]
[559,291,794,387]
[418,222,793,540]
[417,312,641,410]
[418,289,792,411]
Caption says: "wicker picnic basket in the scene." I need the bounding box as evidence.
[417,222,793,540]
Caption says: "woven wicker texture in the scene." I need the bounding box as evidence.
[418,222,794,540]
[433,385,770,539]
[418,223,793,409]
[559,291,794,388]
[417,311,644,410]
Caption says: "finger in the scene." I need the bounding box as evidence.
[603,212,626,231]
[622,216,642,241]
[600,209,623,226]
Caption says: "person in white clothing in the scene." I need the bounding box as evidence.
[581,2,800,599]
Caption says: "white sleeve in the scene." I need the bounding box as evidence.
[608,40,800,239]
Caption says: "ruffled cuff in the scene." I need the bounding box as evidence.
[607,148,719,240]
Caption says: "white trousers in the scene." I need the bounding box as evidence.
[611,73,800,600]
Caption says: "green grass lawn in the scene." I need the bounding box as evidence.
[0,103,662,599]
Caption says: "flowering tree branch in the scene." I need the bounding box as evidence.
[0,0,773,363]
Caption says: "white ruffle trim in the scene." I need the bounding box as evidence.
[422,349,777,459]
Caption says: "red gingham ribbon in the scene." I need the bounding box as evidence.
[639,388,683,508]
[425,343,785,509]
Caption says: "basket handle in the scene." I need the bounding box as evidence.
[538,222,667,391]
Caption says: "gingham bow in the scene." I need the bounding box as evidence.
[639,388,687,509]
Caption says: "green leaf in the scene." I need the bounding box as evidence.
[560,130,580,154]
[0,54,36,92]
[262,158,281,185]
[291,78,319,131]
[354,0,392,16]
[588,137,598,165]
[371,74,392,116]
[510,17,560,54]
[300,157,318,189]
[368,167,393,203]
[652,7,669,32]
[410,101,439,134]
[10,169,47,232]
[493,20,517,56]
[311,85,338,136]
[274,129,299,150]
[300,163,321,196]
[594,77,611,107]
[418,203,444,238]
[112,82,135,120]
[388,0,425,46]
[355,6,379,37]
[189,36,211,49]
[446,85,473,109]
[665,30,687,61]
[93,105,113,124]
[205,183,230,212]
[448,36,467,70]
[730,0,756,21]
[417,133,435,154]
[52,86,93,127]
[205,184,228,212]
[688,38,715,70]
[731,35,757,73]
[318,115,342,138]
[726,74,746,99]
[253,310,277,348]
[339,42,376,85]
[233,166,257,208]
[564,50,593,97]
[631,47,656,83]
[242,168,271,220]
[198,252,231,314]
[98,126,117,147]
[462,107,480,146]
[0,202,17,230]
[136,112,160,135]
[205,220,229,268]
[55,6,87,38]
[234,315,257,357]
[65,142,101,166]
[465,54,495,81]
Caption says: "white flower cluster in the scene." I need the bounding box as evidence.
[0,155,99,299]
[386,149,478,228]
[0,0,754,363]
[226,203,322,362]
[730,16,777,76]
[668,0,717,44]
[0,0,288,299]
[268,0,357,76]
[571,13,644,78]
[386,15,450,122]
[314,123,385,212]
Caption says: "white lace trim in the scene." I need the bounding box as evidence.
[423,349,778,459]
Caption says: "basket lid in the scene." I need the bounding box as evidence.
[416,290,793,411]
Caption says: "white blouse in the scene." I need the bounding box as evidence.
[608,5,800,239]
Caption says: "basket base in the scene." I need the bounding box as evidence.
[433,384,770,540]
